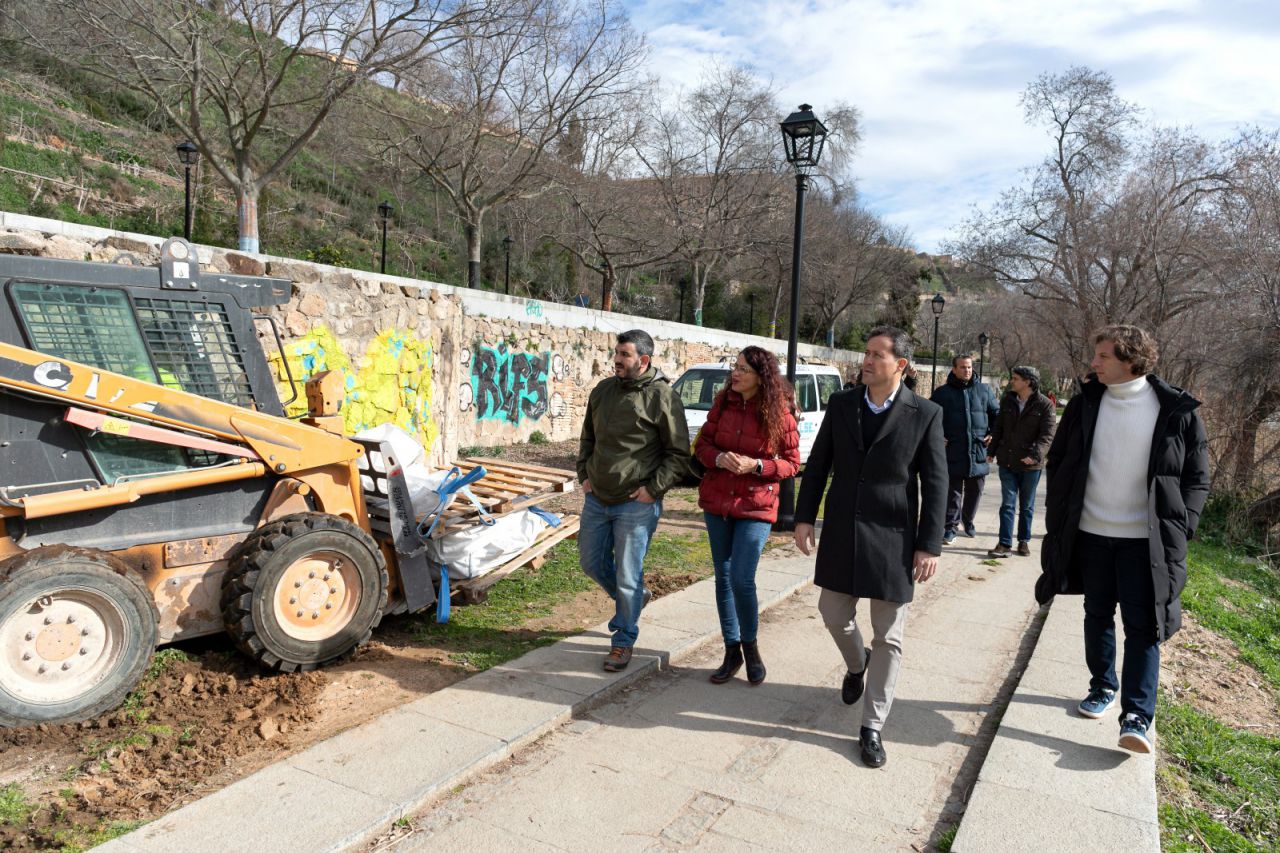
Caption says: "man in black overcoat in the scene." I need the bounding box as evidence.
[1039,325,1209,753]
[794,326,947,768]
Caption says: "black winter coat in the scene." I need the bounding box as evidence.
[796,386,948,603]
[1037,374,1211,640]
[930,372,999,479]
[988,391,1057,472]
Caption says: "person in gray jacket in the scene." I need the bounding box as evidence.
[985,366,1056,558]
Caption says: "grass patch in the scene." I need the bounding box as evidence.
[0,783,34,826]
[935,824,958,852]
[52,818,148,852]
[1182,541,1280,692]
[405,532,711,671]
[1158,697,1280,850]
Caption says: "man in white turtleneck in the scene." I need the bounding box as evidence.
[1039,325,1209,755]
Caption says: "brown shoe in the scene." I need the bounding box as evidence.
[988,543,1014,558]
[603,646,632,672]
[1016,541,1031,557]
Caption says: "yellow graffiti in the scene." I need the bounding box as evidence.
[268,325,438,450]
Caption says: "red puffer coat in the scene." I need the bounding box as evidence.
[696,389,801,523]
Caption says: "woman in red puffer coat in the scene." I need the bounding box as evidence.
[695,346,801,685]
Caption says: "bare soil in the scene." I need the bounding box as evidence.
[0,440,719,850]
[1161,612,1280,735]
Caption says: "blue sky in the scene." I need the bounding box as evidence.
[622,0,1280,252]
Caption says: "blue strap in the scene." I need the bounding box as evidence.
[528,506,561,527]
[436,564,450,623]
[417,465,492,538]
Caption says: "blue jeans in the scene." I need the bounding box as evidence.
[578,492,661,648]
[997,467,1042,546]
[703,514,772,644]
[1079,531,1160,724]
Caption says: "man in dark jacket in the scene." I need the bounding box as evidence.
[985,366,1056,558]
[794,326,947,768]
[930,356,999,544]
[1038,326,1209,754]
[577,329,690,672]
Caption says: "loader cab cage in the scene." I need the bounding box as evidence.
[0,246,292,489]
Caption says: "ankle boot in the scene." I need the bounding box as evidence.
[709,642,743,684]
[743,641,766,685]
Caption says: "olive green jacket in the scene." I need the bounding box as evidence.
[577,367,690,505]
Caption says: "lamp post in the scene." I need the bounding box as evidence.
[775,103,829,531]
[677,278,686,324]
[502,235,514,295]
[176,141,199,241]
[930,293,946,393]
[977,331,989,382]
[748,293,755,335]
[378,201,393,275]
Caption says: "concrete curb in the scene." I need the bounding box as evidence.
[98,555,815,852]
[952,596,1160,852]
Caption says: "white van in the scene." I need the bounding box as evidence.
[672,360,847,464]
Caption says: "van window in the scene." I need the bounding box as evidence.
[672,369,729,411]
[817,374,843,407]
[795,376,819,412]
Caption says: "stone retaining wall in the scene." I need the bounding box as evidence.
[0,213,862,465]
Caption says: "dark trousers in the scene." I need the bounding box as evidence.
[1079,531,1160,724]
[945,474,986,531]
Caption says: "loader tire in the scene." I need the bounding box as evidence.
[0,547,159,727]
[221,513,388,672]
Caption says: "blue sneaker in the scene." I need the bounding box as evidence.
[1118,713,1153,753]
[943,529,958,546]
[1077,688,1116,718]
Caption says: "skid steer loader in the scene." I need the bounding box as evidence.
[0,238,458,727]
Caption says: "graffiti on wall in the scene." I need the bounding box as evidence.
[458,342,550,424]
[268,325,438,451]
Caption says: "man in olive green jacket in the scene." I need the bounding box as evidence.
[577,329,690,671]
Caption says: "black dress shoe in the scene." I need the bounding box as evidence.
[841,649,872,705]
[859,726,887,768]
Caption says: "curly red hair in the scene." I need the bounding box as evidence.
[716,346,795,454]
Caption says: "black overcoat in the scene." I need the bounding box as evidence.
[796,385,948,602]
[1037,374,1211,640]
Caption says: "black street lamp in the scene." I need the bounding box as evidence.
[677,278,687,324]
[930,293,946,393]
[977,331,989,382]
[176,141,199,241]
[502,234,514,295]
[748,293,755,335]
[378,201,393,275]
[776,103,828,532]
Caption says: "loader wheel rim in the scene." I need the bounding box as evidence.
[272,550,360,642]
[0,587,126,706]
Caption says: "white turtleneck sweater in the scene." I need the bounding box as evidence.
[1080,376,1159,539]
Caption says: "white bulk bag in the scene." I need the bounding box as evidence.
[427,509,559,580]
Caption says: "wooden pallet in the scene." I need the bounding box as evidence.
[450,513,581,604]
[423,457,576,537]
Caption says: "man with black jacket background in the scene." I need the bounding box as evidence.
[986,366,1056,558]
[931,356,999,545]
[1038,325,1209,754]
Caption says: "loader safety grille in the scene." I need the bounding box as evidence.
[11,283,158,382]
[134,297,255,408]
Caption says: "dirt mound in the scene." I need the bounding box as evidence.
[1,652,328,850]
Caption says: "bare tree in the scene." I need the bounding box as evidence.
[804,201,910,341]
[18,0,481,253]
[386,0,647,289]
[635,65,789,324]
[949,66,1231,374]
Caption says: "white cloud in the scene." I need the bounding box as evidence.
[623,0,1280,250]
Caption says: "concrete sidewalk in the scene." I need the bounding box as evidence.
[954,597,1160,852]
[99,486,1158,851]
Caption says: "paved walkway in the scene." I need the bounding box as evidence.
[100,486,1158,852]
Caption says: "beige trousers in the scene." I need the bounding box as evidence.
[817,588,910,732]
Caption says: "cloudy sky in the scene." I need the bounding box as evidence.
[621,0,1280,252]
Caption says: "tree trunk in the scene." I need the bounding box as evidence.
[464,220,482,289]
[236,186,260,254]
[601,263,616,312]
